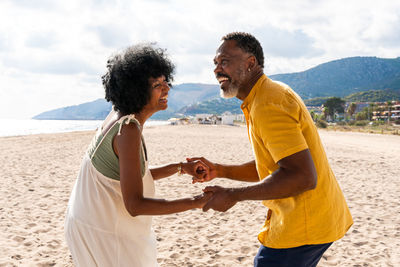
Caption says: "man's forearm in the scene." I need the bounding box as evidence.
[216,160,259,182]
[230,166,316,201]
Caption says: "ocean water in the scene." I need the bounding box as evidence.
[0,119,171,137]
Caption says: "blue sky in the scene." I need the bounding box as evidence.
[1,0,400,118]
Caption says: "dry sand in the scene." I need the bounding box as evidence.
[0,124,399,266]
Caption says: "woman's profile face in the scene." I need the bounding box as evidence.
[144,75,170,113]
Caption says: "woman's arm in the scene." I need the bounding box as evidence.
[150,161,208,181]
[150,163,181,180]
[114,123,211,217]
[187,157,259,183]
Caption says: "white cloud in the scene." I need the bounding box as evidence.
[25,32,58,48]
[0,0,399,118]
[4,53,99,75]
[253,27,324,58]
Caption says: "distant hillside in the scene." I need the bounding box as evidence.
[303,89,400,106]
[344,89,400,102]
[33,99,112,120]
[271,56,400,98]
[167,83,220,111]
[151,83,220,120]
[303,97,332,106]
[33,56,400,120]
[33,83,220,120]
[177,97,242,115]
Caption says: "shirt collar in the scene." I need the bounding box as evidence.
[241,74,268,111]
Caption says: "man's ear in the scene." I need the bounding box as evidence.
[247,55,257,69]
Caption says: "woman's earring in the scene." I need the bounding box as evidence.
[248,68,251,72]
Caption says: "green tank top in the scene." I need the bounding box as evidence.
[87,117,147,180]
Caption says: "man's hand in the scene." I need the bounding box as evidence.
[192,191,213,209]
[202,186,238,212]
[181,160,210,181]
[186,157,218,183]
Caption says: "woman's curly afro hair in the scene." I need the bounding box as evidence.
[102,43,175,115]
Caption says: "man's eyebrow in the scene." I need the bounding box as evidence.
[216,53,230,59]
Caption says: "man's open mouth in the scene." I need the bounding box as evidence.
[217,77,229,84]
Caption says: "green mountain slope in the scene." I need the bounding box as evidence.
[344,89,400,102]
[165,83,220,111]
[271,56,400,98]
[177,97,242,115]
[33,99,112,120]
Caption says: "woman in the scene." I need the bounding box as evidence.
[65,44,211,267]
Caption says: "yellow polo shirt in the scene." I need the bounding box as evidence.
[241,74,353,248]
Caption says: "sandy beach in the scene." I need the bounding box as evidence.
[0,124,399,266]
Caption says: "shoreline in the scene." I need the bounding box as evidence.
[0,118,171,138]
[2,121,400,138]
[0,125,399,266]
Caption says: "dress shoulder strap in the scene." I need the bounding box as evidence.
[117,114,141,135]
[117,114,147,161]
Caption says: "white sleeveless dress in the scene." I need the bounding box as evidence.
[64,114,158,267]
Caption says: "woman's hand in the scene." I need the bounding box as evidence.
[186,157,218,183]
[181,160,210,181]
[192,192,213,209]
[202,186,238,212]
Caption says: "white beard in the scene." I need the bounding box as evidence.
[220,85,239,99]
[220,65,247,99]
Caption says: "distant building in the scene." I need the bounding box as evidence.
[306,106,323,115]
[192,112,243,125]
[221,111,235,125]
[391,103,400,120]
[372,101,400,121]
[168,117,190,125]
[234,114,245,123]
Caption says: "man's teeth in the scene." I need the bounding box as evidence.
[160,96,168,100]
[218,77,229,83]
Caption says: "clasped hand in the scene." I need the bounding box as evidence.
[179,159,210,181]
[182,157,237,212]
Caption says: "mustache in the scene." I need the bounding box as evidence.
[216,73,230,79]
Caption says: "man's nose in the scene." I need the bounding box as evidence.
[214,63,222,75]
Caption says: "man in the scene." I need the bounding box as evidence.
[188,32,353,266]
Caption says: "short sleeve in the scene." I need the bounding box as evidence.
[254,97,308,163]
